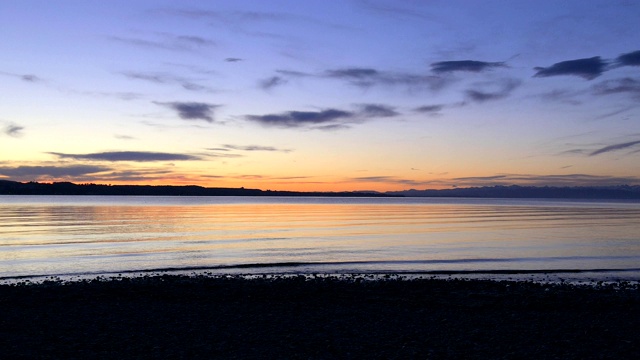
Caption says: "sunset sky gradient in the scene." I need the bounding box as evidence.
[1,0,639,191]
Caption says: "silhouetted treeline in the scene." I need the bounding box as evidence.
[2,180,640,199]
[0,180,387,197]
[387,185,640,199]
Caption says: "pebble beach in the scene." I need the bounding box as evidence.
[1,274,639,359]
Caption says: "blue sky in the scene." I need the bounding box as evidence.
[1,0,639,191]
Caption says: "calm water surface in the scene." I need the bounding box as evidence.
[1,196,640,280]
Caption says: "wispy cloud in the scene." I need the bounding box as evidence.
[109,33,216,53]
[259,76,288,90]
[49,151,202,162]
[246,109,354,129]
[592,78,640,98]
[413,104,444,115]
[355,0,434,20]
[244,103,400,130]
[615,50,640,67]
[0,71,43,83]
[221,144,292,152]
[356,104,399,117]
[121,71,216,93]
[154,101,221,123]
[534,56,607,80]
[3,123,24,137]
[114,134,136,140]
[464,78,521,103]
[267,67,447,92]
[589,140,640,156]
[0,165,110,178]
[350,175,425,186]
[324,67,446,90]
[430,60,506,73]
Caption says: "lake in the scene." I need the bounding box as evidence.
[1,196,640,282]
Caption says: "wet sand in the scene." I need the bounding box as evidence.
[1,275,639,359]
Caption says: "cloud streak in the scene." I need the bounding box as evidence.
[221,144,292,152]
[244,103,400,130]
[246,109,354,129]
[589,140,640,156]
[615,50,640,67]
[109,33,216,53]
[0,165,110,178]
[464,78,521,103]
[154,102,221,123]
[430,60,506,73]
[0,71,43,83]
[357,104,399,118]
[413,105,444,115]
[534,57,607,80]
[592,78,640,98]
[259,76,287,90]
[3,123,24,137]
[49,151,201,162]
[121,71,216,93]
[324,67,446,90]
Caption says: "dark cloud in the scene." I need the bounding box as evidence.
[154,101,221,123]
[464,78,521,103]
[49,151,201,162]
[414,105,444,114]
[534,56,607,80]
[592,78,640,96]
[430,60,506,73]
[259,76,287,90]
[615,50,640,67]
[245,109,354,129]
[244,103,400,130]
[225,57,243,62]
[0,165,110,178]
[357,104,399,117]
[589,140,640,156]
[3,123,24,137]
[121,71,215,93]
[222,144,291,152]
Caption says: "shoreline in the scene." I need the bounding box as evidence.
[2,274,639,359]
[4,266,640,286]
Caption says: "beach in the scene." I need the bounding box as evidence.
[1,275,639,359]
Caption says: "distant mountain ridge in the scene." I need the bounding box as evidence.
[386,185,640,199]
[1,180,640,199]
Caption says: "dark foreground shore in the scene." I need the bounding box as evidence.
[1,275,639,359]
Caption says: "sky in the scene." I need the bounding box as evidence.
[1,0,639,192]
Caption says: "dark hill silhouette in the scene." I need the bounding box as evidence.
[0,180,387,197]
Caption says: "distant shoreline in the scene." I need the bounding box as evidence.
[2,179,640,199]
